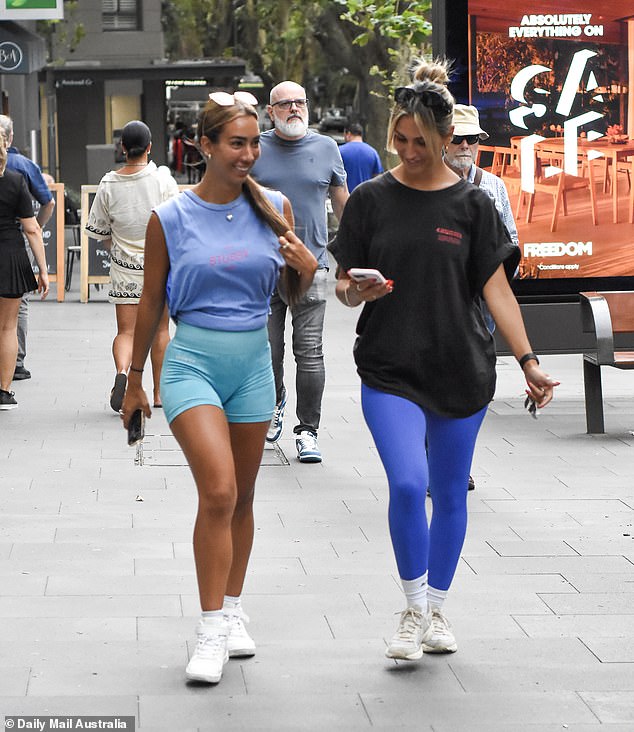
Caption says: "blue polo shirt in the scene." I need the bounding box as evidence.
[6,147,53,206]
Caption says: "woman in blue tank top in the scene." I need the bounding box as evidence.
[120,92,318,685]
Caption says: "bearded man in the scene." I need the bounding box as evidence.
[251,81,349,463]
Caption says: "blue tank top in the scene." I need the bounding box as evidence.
[155,188,285,331]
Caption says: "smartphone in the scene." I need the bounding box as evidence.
[127,409,145,447]
[347,268,387,285]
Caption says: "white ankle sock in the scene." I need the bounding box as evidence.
[401,572,428,611]
[427,585,448,610]
[223,595,241,610]
[201,610,224,626]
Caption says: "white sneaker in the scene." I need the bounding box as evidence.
[224,607,256,658]
[295,430,322,463]
[266,394,286,443]
[186,620,229,683]
[422,607,457,653]
[385,606,432,660]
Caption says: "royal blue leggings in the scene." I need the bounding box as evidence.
[361,384,487,591]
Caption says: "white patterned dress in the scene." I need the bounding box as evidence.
[86,162,178,303]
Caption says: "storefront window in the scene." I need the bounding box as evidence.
[102,0,140,31]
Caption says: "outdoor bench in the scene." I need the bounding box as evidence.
[580,290,634,433]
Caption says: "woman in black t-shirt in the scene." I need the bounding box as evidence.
[0,130,49,410]
[329,59,558,661]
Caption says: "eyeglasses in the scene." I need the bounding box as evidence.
[394,86,452,116]
[209,91,258,107]
[270,98,308,111]
[451,134,480,145]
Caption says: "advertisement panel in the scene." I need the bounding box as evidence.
[451,1,634,297]
[0,0,63,20]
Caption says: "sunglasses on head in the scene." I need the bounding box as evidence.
[451,134,480,145]
[209,91,258,107]
[270,98,308,111]
[394,86,452,116]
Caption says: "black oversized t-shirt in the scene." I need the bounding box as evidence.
[328,172,520,418]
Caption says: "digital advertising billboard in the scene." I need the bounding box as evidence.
[446,1,634,299]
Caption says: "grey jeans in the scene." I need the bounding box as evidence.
[16,295,28,367]
[267,268,328,435]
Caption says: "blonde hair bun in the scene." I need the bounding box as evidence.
[411,58,451,87]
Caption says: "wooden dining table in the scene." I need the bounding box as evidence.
[535,137,634,224]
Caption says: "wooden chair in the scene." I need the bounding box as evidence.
[518,151,598,232]
[580,291,634,432]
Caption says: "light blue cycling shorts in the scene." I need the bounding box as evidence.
[160,321,275,425]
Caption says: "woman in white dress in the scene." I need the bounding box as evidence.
[86,120,178,411]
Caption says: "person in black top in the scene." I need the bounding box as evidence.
[328,59,559,661]
[0,130,49,410]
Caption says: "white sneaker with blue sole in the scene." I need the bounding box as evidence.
[295,430,322,463]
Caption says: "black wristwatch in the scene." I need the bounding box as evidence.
[518,352,540,370]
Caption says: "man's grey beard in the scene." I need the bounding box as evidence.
[275,116,308,138]
[447,155,472,171]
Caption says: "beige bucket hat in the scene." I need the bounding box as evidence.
[452,105,489,140]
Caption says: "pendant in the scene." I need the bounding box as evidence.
[226,214,233,221]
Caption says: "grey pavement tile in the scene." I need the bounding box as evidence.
[0,543,13,559]
[0,495,62,513]
[539,592,634,615]
[360,691,597,726]
[563,537,634,555]
[0,527,56,543]
[0,618,136,642]
[26,661,244,698]
[54,527,192,543]
[562,572,634,593]
[45,574,197,596]
[579,691,634,724]
[0,574,47,595]
[239,643,462,696]
[449,661,634,694]
[0,666,29,695]
[514,614,634,638]
[0,696,138,717]
[0,595,181,618]
[1,558,133,577]
[463,555,634,575]
[484,499,633,514]
[486,539,580,556]
[9,542,175,561]
[581,637,634,662]
[1,513,133,530]
[139,692,370,729]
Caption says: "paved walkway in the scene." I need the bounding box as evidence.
[1,272,633,731]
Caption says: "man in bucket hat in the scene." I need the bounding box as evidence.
[444,105,518,250]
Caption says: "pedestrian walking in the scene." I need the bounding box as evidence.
[0,129,49,410]
[86,120,178,412]
[339,122,383,192]
[121,92,317,684]
[251,80,349,462]
[0,114,55,383]
[329,58,559,661]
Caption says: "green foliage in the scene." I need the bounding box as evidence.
[37,0,85,62]
[335,0,432,89]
